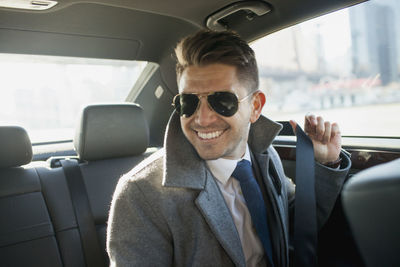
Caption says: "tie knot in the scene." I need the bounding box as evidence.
[232,159,254,184]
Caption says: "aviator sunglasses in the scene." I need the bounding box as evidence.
[172,91,256,118]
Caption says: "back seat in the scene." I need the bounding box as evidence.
[0,103,157,266]
[0,126,63,266]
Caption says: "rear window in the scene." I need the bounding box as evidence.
[0,54,147,143]
[251,0,400,137]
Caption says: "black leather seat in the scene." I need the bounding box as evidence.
[0,104,156,266]
[342,158,400,267]
[0,126,63,267]
[37,103,155,266]
[73,103,154,263]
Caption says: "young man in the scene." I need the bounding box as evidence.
[107,30,351,267]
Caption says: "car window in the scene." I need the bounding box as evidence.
[0,54,147,143]
[251,0,400,137]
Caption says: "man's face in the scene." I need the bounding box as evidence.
[178,63,258,160]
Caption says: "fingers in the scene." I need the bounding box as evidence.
[315,116,325,141]
[322,121,331,144]
[331,122,341,139]
[304,114,338,144]
[304,114,317,138]
[304,114,316,135]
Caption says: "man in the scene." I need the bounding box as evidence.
[107,30,351,267]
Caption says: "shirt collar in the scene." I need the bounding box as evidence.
[206,144,252,186]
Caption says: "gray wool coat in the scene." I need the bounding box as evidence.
[106,113,351,267]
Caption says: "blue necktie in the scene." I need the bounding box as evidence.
[232,159,274,266]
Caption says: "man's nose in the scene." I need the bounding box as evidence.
[194,97,218,126]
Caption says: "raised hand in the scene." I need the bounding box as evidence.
[289,114,341,165]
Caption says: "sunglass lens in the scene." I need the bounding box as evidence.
[208,92,238,117]
[174,94,199,117]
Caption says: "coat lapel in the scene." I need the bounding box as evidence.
[162,113,206,189]
[254,152,289,267]
[248,115,287,261]
[195,170,246,267]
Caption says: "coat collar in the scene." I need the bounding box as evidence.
[162,112,282,189]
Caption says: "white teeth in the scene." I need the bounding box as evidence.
[198,130,223,140]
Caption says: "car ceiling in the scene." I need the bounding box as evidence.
[0,0,366,61]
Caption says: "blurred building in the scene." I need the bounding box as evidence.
[349,0,400,84]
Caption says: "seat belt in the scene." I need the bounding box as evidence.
[61,159,106,267]
[293,125,318,267]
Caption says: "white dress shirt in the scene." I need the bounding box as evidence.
[206,145,267,267]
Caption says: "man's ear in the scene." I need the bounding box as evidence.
[250,91,266,123]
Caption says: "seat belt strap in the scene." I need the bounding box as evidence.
[294,125,318,267]
[61,159,106,267]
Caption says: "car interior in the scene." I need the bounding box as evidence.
[0,0,399,266]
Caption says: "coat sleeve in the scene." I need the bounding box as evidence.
[313,150,351,227]
[107,176,173,267]
[269,146,351,228]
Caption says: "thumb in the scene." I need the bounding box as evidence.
[289,120,297,135]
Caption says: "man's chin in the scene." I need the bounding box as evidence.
[198,153,221,161]
[196,149,223,161]
[195,144,244,161]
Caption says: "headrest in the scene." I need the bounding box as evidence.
[342,158,400,267]
[343,159,400,191]
[74,103,149,161]
[0,126,32,168]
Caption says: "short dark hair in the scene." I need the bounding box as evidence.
[175,30,259,92]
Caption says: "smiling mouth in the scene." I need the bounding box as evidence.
[196,130,224,140]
